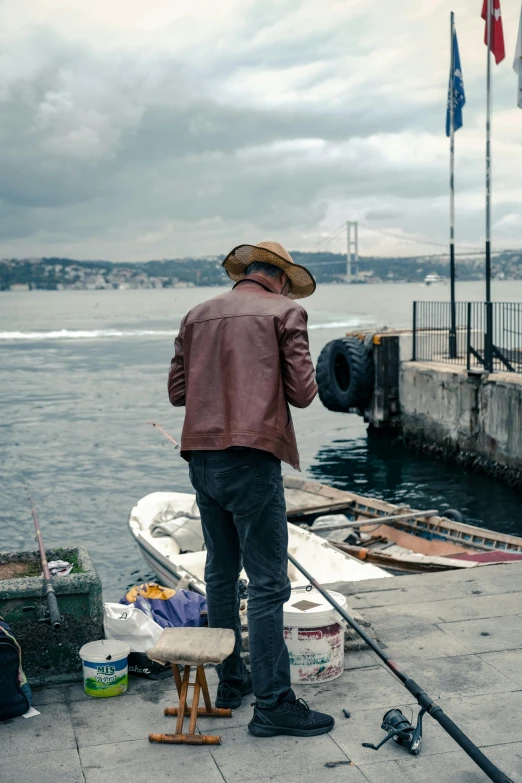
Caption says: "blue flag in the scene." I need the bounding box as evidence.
[446,29,465,136]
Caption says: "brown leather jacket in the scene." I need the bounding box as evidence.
[168,274,317,470]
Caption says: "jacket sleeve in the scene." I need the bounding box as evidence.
[279,306,317,409]
[168,316,187,407]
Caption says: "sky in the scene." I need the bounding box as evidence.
[0,0,521,261]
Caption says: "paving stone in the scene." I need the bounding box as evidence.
[394,744,522,783]
[69,690,172,747]
[79,738,224,783]
[479,649,522,686]
[391,653,513,699]
[343,650,381,670]
[0,702,77,759]
[331,702,457,765]
[31,684,68,706]
[210,728,366,783]
[438,690,522,747]
[437,615,522,653]
[420,592,522,623]
[396,749,491,782]
[361,603,445,630]
[339,565,522,609]
[0,748,84,783]
[357,759,417,783]
[296,666,411,714]
[479,741,522,782]
[377,624,471,660]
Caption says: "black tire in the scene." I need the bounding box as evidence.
[316,337,374,413]
[443,509,464,523]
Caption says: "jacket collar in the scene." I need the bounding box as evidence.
[233,274,282,295]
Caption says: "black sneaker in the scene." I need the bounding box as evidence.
[216,673,253,709]
[248,689,335,737]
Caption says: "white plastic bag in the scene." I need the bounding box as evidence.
[103,603,163,653]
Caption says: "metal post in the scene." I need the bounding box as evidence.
[354,221,359,279]
[412,301,417,361]
[467,301,472,371]
[449,12,457,359]
[346,221,352,283]
[485,0,493,371]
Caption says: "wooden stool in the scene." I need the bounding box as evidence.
[147,627,235,746]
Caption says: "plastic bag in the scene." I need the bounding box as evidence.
[120,584,207,629]
[103,603,163,653]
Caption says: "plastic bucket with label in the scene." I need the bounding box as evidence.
[283,589,347,684]
[79,640,130,697]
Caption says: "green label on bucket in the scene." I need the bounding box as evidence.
[84,673,128,697]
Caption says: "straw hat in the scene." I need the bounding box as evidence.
[222,241,316,300]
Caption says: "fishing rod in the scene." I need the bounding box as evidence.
[26,487,62,630]
[288,552,513,783]
[146,423,513,782]
[147,422,180,449]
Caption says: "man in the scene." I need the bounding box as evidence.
[168,240,334,738]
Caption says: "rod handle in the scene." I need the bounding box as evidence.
[46,588,62,630]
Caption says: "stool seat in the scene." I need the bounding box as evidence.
[147,627,235,667]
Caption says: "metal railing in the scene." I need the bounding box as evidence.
[412,301,522,373]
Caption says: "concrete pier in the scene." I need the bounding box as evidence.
[364,332,522,486]
[4,562,522,783]
[398,362,522,483]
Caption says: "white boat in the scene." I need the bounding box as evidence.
[424,273,443,286]
[128,486,390,595]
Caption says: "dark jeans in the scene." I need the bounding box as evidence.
[189,447,291,708]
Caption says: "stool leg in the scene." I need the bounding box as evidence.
[172,663,182,697]
[187,671,201,735]
[198,666,213,713]
[175,666,190,736]
[199,666,232,719]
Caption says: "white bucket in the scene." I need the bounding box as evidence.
[79,640,131,698]
[283,589,347,685]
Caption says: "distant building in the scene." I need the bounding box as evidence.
[9,283,30,291]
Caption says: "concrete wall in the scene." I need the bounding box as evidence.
[399,362,522,473]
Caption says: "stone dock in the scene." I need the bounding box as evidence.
[3,562,522,783]
[365,332,522,487]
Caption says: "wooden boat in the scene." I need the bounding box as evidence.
[128,477,522,590]
[283,476,522,574]
[128,487,390,595]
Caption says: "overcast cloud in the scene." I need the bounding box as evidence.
[0,0,520,260]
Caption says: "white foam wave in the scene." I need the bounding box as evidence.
[308,319,371,330]
[0,329,179,340]
[0,319,369,341]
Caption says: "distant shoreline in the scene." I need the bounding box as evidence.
[2,251,520,291]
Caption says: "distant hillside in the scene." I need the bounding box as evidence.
[1,250,521,291]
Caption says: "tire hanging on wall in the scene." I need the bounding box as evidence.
[316,336,374,413]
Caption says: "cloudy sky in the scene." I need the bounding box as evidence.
[0,0,521,261]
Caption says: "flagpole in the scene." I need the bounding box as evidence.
[485,0,493,371]
[449,11,457,359]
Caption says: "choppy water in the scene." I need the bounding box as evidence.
[1,281,521,600]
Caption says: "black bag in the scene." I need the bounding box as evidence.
[0,618,31,721]
[128,651,172,680]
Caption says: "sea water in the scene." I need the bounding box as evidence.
[1,282,521,599]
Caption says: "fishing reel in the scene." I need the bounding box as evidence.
[362,707,425,756]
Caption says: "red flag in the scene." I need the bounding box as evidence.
[481,0,506,64]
